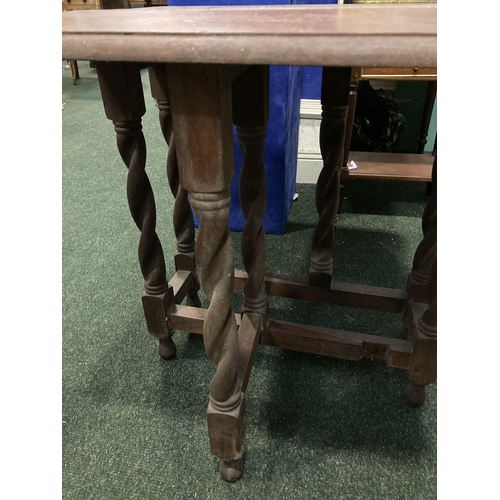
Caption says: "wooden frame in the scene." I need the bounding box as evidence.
[62,0,133,84]
[63,4,437,483]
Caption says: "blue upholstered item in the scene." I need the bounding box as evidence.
[169,0,336,233]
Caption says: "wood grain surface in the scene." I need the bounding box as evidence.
[62,5,436,67]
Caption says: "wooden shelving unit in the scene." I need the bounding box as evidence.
[340,65,437,185]
[344,152,433,182]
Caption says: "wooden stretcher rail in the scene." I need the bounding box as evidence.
[167,304,412,369]
[234,269,407,313]
[62,5,436,67]
[168,270,194,304]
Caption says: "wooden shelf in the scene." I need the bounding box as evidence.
[344,152,433,182]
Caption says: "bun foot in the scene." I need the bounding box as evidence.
[219,458,243,482]
[158,338,176,360]
[405,381,426,407]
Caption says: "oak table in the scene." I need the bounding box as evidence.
[62,4,437,482]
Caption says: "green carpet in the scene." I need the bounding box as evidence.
[62,64,436,499]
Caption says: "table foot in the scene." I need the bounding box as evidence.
[220,458,244,482]
[405,381,426,407]
[158,338,176,360]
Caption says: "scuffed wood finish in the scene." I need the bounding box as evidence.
[95,61,176,360]
[64,3,438,481]
[264,320,412,370]
[234,269,406,313]
[309,67,351,289]
[148,64,201,308]
[62,5,437,67]
[166,63,245,482]
[62,0,131,84]
[232,66,269,323]
[167,305,412,370]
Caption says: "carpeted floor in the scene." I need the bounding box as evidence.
[62,64,436,499]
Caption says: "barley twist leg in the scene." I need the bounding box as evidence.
[232,66,269,324]
[97,62,175,359]
[309,67,351,288]
[149,64,201,309]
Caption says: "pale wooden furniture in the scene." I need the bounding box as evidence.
[62,4,437,482]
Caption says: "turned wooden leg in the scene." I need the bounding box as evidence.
[309,67,351,288]
[69,60,79,85]
[338,74,358,214]
[231,66,269,409]
[96,62,176,360]
[148,64,201,309]
[403,156,437,405]
[403,156,437,314]
[167,63,245,482]
[405,258,437,406]
[338,73,358,215]
[232,65,269,328]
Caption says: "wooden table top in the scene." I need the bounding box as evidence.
[62,5,436,67]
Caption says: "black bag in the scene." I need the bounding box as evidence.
[350,81,406,153]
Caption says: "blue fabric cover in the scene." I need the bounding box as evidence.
[168,0,337,232]
[169,0,303,234]
[300,0,337,100]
